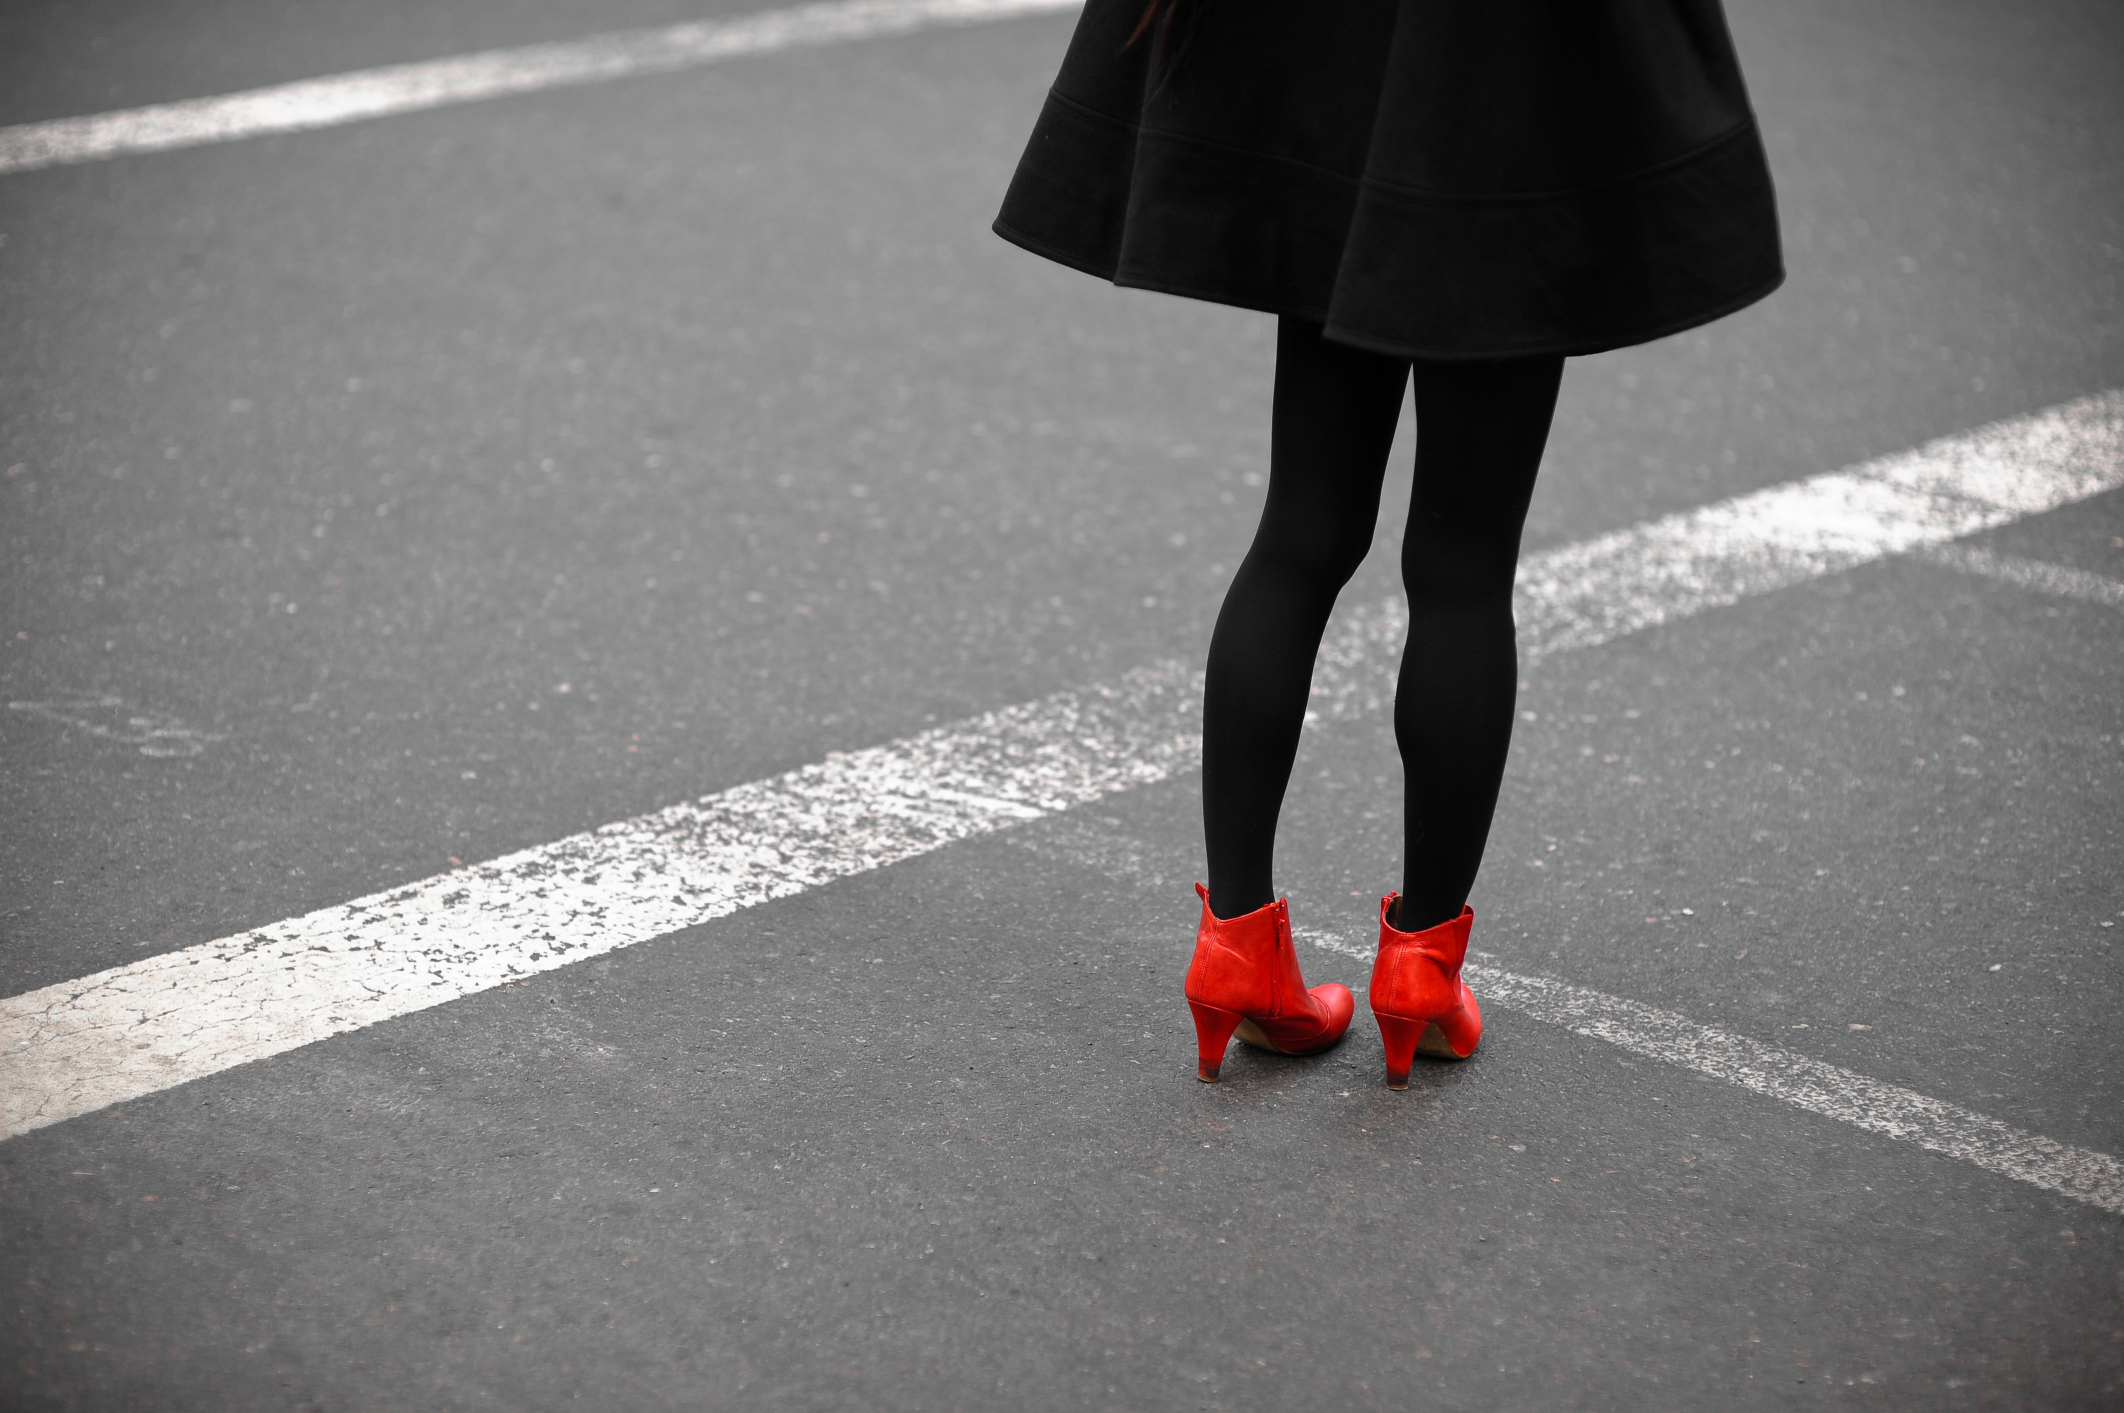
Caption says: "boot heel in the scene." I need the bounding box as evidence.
[1375,1013,1426,1090]
[1187,1001,1244,1083]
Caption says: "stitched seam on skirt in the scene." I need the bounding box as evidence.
[1356,119,1764,208]
[1041,86,1154,139]
[1044,90,1760,207]
[1047,88,1367,190]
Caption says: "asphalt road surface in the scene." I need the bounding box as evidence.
[2,0,2121,1408]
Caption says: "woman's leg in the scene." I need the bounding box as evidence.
[1202,318,1410,919]
[1394,355,1565,930]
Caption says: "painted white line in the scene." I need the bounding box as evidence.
[2,392,2119,1160]
[7,696,221,758]
[0,0,1081,177]
[0,658,1201,1139]
[1294,928,2124,1215]
[1309,389,2124,719]
[1914,543,2124,608]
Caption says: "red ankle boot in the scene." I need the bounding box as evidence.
[1183,884,1355,1082]
[1369,895,1482,1088]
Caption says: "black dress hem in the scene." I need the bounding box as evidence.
[1320,269,1786,362]
[994,213,1785,362]
[994,5,1787,361]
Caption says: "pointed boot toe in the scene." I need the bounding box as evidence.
[1233,979,1355,1057]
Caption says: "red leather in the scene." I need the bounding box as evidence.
[1183,883,1355,1082]
[1369,895,1482,1087]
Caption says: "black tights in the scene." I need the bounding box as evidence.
[1201,318,1563,931]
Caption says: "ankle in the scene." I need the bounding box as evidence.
[1214,888,1274,922]
[1390,895,1460,933]
[1206,887,1276,921]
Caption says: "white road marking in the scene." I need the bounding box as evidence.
[1308,390,2124,719]
[0,659,1202,1139]
[1295,928,2124,1215]
[0,0,1082,177]
[7,696,220,757]
[3,392,2120,1212]
[1914,543,2124,607]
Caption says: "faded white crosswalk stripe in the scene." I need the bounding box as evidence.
[1301,929,2124,1216]
[1915,542,2124,607]
[1305,389,2124,719]
[0,0,1082,177]
[3,391,2120,1214]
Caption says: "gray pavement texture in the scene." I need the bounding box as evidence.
[2,0,2122,1408]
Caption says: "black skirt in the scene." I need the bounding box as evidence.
[993,0,1785,360]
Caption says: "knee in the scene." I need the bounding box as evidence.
[1253,509,1375,591]
[1400,524,1519,607]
